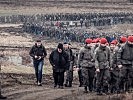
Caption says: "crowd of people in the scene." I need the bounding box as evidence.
[23,22,126,43]
[0,12,133,23]
[20,12,133,43]
[29,35,133,96]
[0,13,132,43]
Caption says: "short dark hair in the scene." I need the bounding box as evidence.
[36,40,41,42]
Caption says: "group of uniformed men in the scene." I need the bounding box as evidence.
[60,35,133,95]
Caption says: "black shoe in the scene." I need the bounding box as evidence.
[64,84,68,87]
[68,83,72,87]
[0,95,7,99]
[79,84,83,87]
[97,91,103,95]
[54,85,57,88]
[83,86,88,93]
[89,89,93,92]
[83,90,88,93]
[60,86,64,89]
[58,85,60,88]
[117,90,120,94]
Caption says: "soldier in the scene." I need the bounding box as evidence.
[77,38,95,93]
[109,40,119,93]
[117,36,133,92]
[111,37,127,93]
[95,38,110,95]
[75,51,83,87]
[64,43,74,87]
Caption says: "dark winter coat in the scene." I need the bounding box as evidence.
[117,42,133,65]
[49,49,70,72]
[29,44,47,61]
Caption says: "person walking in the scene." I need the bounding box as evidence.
[117,36,133,92]
[77,38,95,93]
[94,38,111,95]
[49,43,69,89]
[64,43,75,87]
[29,40,47,86]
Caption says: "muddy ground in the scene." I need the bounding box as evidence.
[1,73,133,100]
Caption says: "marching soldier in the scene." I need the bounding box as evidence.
[117,36,133,92]
[64,42,75,87]
[95,38,111,95]
[77,38,95,93]
[109,40,119,93]
[75,51,83,87]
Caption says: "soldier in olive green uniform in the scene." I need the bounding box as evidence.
[77,38,95,93]
[110,37,127,93]
[117,36,133,92]
[95,38,110,95]
[64,42,74,87]
[109,40,119,93]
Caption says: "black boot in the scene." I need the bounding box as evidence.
[103,86,109,95]
[60,86,64,89]
[0,95,7,99]
[84,86,88,93]
[97,91,102,95]
[68,81,72,87]
[97,88,102,95]
[64,81,68,87]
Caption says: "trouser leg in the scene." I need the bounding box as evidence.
[53,71,58,86]
[59,72,65,86]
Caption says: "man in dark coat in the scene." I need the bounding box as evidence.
[49,43,69,89]
[29,40,47,86]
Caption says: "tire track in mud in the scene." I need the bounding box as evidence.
[5,85,83,100]
[5,87,51,100]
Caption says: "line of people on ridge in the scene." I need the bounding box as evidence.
[29,35,133,95]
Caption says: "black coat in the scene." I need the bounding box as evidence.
[29,44,47,61]
[49,49,70,72]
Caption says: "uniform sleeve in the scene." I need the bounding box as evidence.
[64,52,70,70]
[107,47,111,67]
[42,46,47,58]
[94,48,99,69]
[77,48,84,68]
[49,51,54,66]
[112,47,119,66]
[91,46,95,61]
[117,46,123,65]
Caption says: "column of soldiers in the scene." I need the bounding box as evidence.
[0,12,133,25]
[49,35,133,94]
[75,35,133,95]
